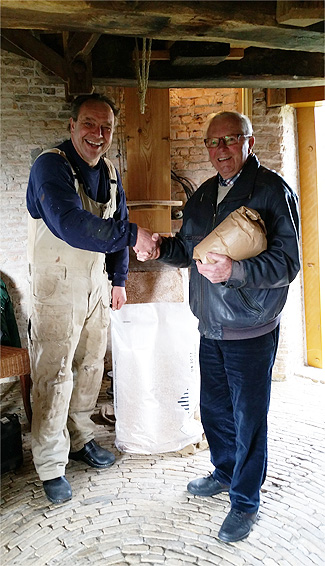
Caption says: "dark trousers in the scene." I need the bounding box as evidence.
[199,326,280,513]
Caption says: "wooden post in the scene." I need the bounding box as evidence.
[238,89,253,123]
[296,106,322,368]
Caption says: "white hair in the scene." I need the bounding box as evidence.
[204,111,253,137]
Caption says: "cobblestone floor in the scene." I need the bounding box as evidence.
[1,374,325,566]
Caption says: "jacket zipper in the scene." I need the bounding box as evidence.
[200,202,218,328]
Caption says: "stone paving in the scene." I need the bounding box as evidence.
[1,373,325,566]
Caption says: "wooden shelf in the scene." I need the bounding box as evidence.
[127,200,183,210]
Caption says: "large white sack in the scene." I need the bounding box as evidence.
[110,302,203,454]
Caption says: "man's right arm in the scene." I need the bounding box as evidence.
[27,153,138,254]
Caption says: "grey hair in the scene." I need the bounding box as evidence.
[204,111,253,137]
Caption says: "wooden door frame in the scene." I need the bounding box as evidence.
[289,90,324,369]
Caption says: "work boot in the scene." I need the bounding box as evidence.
[218,508,258,543]
[69,439,115,469]
[187,474,230,496]
[43,476,72,504]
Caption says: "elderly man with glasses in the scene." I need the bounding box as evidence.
[134,111,300,542]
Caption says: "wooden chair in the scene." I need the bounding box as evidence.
[0,345,32,425]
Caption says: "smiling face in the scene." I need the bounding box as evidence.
[206,114,255,179]
[69,100,115,167]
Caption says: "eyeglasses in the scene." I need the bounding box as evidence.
[204,134,251,148]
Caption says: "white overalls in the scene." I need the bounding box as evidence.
[28,149,117,481]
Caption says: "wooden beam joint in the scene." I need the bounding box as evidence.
[63,32,95,97]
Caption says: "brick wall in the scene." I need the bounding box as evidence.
[170,88,241,205]
[0,49,304,379]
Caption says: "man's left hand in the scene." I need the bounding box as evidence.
[196,252,232,283]
[111,286,127,310]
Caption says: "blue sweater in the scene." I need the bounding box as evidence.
[27,140,137,287]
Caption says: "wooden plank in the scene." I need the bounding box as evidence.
[286,86,325,107]
[124,88,172,233]
[128,208,171,234]
[170,41,230,66]
[228,48,245,60]
[133,50,170,61]
[124,88,171,202]
[276,1,324,27]
[296,106,322,369]
[127,200,183,208]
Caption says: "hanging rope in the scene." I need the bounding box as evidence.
[134,37,152,114]
[116,87,126,178]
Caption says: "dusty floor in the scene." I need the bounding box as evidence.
[1,373,325,566]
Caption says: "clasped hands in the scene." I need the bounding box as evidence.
[134,228,232,283]
[133,227,162,261]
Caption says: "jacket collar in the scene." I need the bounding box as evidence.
[221,153,260,202]
[199,153,261,206]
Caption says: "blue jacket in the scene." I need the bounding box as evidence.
[159,154,300,340]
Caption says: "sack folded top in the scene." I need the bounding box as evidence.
[193,206,267,263]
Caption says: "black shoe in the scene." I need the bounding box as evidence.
[69,439,115,469]
[43,476,72,504]
[187,474,230,496]
[218,508,258,543]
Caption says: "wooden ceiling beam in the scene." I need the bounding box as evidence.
[95,75,325,89]
[0,1,323,53]
[92,45,324,88]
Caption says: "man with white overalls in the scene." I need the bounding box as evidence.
[27,93,156,504]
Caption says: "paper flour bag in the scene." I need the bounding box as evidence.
[193,206,267,263]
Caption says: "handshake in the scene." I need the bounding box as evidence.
[133,227,162,262]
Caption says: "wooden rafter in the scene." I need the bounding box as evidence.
[0,29,67,80]
[66,32,101,61]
